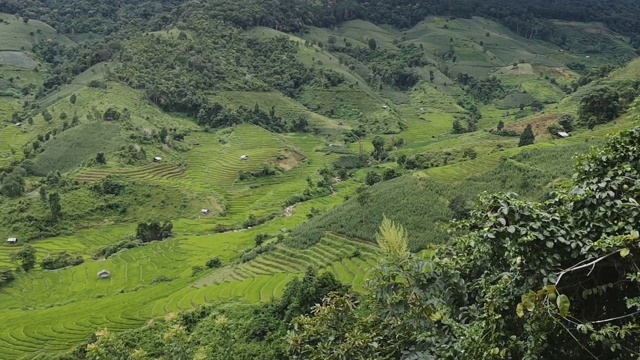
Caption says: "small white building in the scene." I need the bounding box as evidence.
[382,105,389,109]
[557,131,570,138]
[15,122,22,127]
[97,269,111,279]
[7,237,17,245]
[153,157,162,162]
[201,209,210,215]
[240,155,248,161]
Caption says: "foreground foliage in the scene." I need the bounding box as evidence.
[288,127,640,359]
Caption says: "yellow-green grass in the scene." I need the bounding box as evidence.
[73,125,344,222]
[497,73,568,103]
[402,16,566,78]
[38,81,198,133]
[420,112,640,183]
[333,20,401,51]
[409,82,465,113]
[0,13,75,51]
[607,58,640,82]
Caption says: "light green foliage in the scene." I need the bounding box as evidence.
[376,217,409,261]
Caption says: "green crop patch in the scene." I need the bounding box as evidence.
[31,122,125,175]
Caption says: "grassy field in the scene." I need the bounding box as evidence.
[31,122,125,175]
[0,13,74,52]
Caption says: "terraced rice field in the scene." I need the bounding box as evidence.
[0,230,378,359]
[74,162,186,183]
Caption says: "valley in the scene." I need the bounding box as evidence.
[0,1,639,358]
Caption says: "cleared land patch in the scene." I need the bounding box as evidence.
[0,51,37,69]
[31,122,125,175]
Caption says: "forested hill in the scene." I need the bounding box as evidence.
[3,0,640,40]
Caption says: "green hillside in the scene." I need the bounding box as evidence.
[0,0,639,358]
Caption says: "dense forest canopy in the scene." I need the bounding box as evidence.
[3,0,640,38]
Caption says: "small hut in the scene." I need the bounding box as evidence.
[240,155,249,161]
[97,269,111,279]
[153,156,163,162]
[7,237,17,245]
[201,209,210,215]
[556,131,570,138]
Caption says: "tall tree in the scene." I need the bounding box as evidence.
[518,124,535,147]
[49,192,62,222]
[368,38,377,51]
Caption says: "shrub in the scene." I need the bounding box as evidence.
[0,268,15,288]
[41,252,84,270]
[206,257,222,268]
[95,239,142,259]
[191,266,204,276]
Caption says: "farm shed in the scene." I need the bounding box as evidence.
[240,155,248,160]
[97,269,111,279]
[7,237,17,244]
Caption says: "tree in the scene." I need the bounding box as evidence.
[448,195,471,219]
[49,192,62,222]
[365,171,381,186]
[368,38,377,51]
[254,233,269,247]
[136,220,173,242]
[578,85,621,125]
[39,186,47,202]
[371,136,386,160]
[206,257,222,268]
[518,124,535,147]
[96,152,106,165]
[355,186,370,224]
[42,109,53,122]
[462,147,477,159]
[11,244,36,272]
[452,119,465,134]
[159,127,169,143]
[0,167,26,198]
[382,168,400,181]
[70,94,77,104]
[396,154,407,165]
[497,120,505,131]
[558,114,574,132]
[103,108,121,121]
